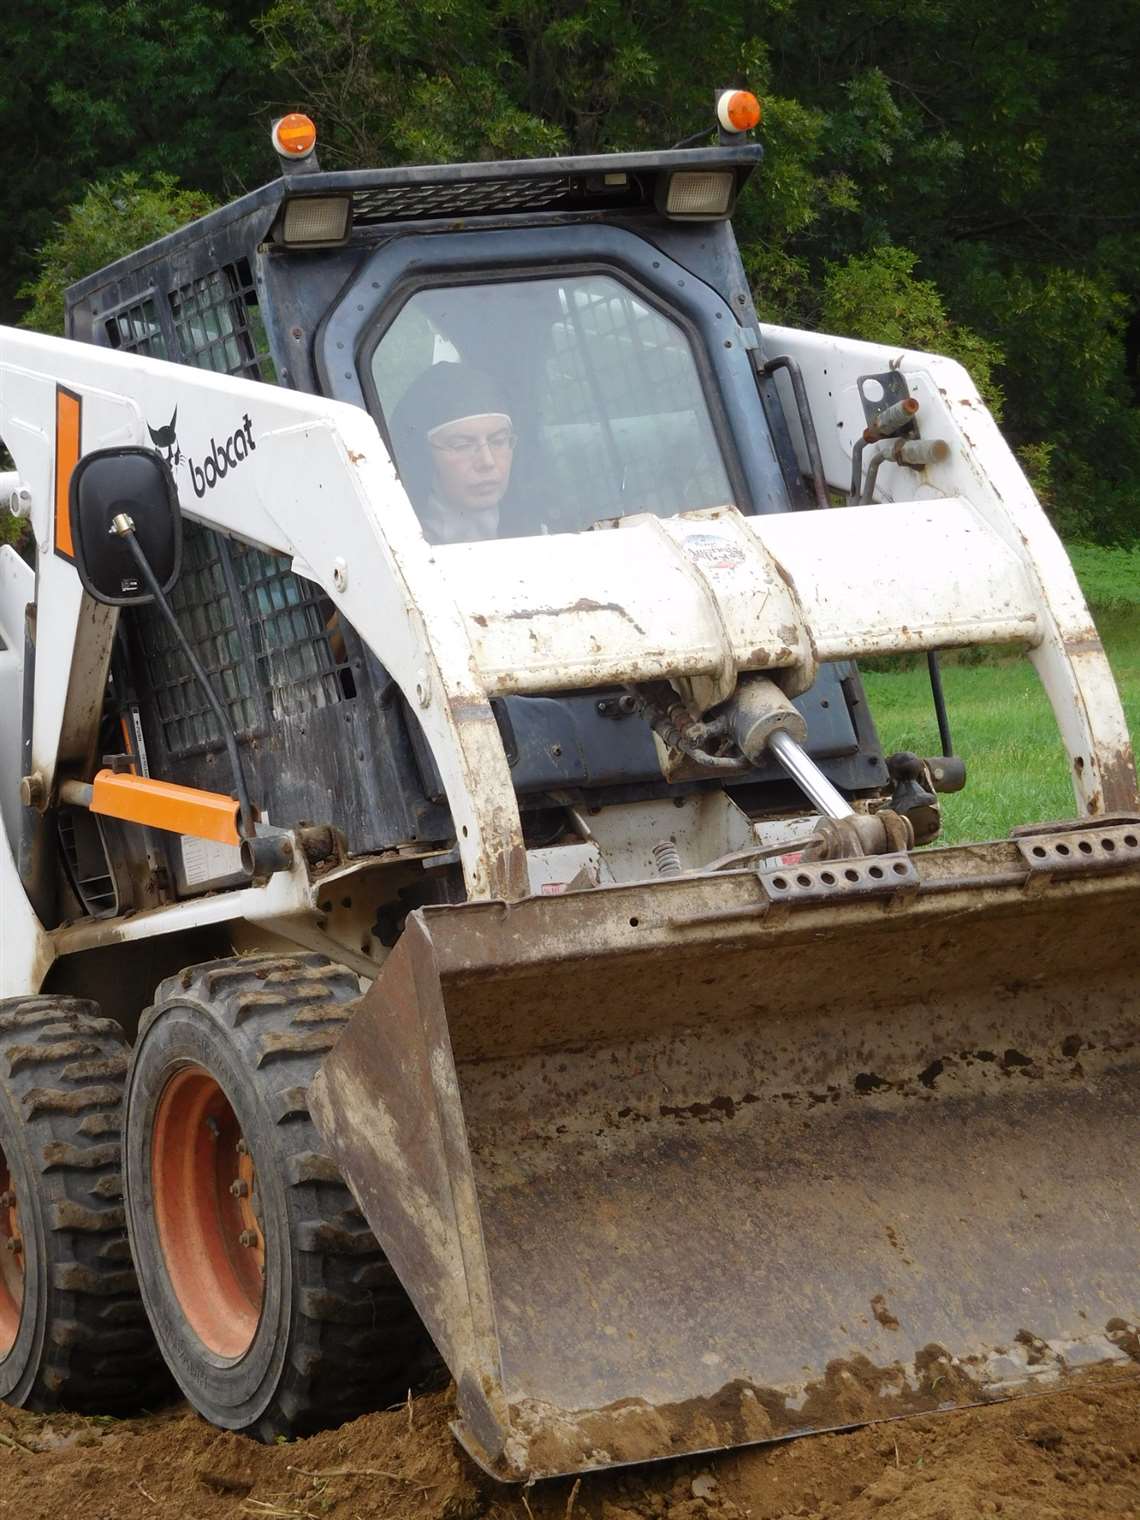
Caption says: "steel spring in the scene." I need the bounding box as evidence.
[652,840,683,877]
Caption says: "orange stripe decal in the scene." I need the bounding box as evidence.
[89,771,243,846]
[54,386,82,560]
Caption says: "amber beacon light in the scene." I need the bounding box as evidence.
[271,113,318,159]
[716,90,762,133]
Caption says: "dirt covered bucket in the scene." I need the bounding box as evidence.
[310,818,1140,1479]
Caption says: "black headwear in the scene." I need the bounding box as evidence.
[388,363,512,506]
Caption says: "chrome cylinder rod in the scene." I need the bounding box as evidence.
[768,727,855,821]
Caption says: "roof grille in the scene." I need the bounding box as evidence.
[353,175,591,225]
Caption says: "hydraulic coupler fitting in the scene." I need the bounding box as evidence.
[893,438,950,468]
[867,397,920,437]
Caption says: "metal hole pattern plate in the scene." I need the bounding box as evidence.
[1017,822,1140,875]
[758,852,919,903]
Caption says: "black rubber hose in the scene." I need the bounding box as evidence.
[927,651,954,756]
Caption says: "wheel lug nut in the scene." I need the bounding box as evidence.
[0,1191,14,1208]
[235,1139,250,1156]
[238,1229,258,1248]
[6,1236,21,1254]
[229,1179,250,1198]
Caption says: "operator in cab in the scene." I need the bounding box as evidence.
[389,363,517,545]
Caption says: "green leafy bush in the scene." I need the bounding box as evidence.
[819,245,1005,416]
[19,174,216,336]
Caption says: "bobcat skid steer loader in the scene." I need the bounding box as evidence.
[0,98,1135,1479]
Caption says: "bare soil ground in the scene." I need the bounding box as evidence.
[0,1373,1135,1520]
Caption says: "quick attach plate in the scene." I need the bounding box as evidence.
[1016,821,1140,877]
[758,851,919,905]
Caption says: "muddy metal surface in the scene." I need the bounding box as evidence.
[314,836,1140,1475]
[0,1373,1136,1520]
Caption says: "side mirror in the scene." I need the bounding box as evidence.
[69,446,182,606]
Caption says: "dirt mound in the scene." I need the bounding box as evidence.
[0,1373,1135,1520]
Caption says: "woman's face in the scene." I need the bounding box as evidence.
[429,413,515,512]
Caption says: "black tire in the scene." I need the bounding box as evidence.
[124,952,436,1439]
[0,996,166,1411]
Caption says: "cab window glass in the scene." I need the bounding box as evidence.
[369,273,733,543]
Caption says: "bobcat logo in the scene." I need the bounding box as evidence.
[147,408,182,467]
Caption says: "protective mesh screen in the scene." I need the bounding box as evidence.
[233,542,353,721]
[142,527,260,756]
[139,525,351,759]
[169,259,275,381]
[104,295,168,359]
[539,277,726,517]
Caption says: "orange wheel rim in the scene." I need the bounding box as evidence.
[0,1153,24,1356]
[151,1067,265,1358]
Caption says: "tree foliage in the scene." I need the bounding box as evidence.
[0,0,268,325]
[2,0,1137,539]
[819,245,1004,415]
[19,175,218,336]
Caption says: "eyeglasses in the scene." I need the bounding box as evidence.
[429,428,518,457]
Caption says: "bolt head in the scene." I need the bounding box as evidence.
[238,1229,259,1249]
[229,1178,250,1198]
[6,1236,21,1253]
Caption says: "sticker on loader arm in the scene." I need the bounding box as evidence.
[682,533,745,572]
[180,810,275,888]
[181,834,244,887]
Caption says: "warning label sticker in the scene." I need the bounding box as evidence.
[182,834,244,887]
[682,533,746,571]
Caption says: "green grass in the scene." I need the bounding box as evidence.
[861,548,1139,843]
[1064,542,1140,611]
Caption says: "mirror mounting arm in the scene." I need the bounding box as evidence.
[112,515,257,840]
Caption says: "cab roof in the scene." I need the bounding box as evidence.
[66,144,763,306]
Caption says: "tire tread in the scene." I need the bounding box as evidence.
[0,996,166,1411]
[138,954,434,1438]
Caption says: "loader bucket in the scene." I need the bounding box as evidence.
[309,818,1140,1479]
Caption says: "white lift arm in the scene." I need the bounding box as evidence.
[0,326,1134,944]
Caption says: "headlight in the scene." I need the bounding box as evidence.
[279,195,352,246]
[659,171,736,219]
